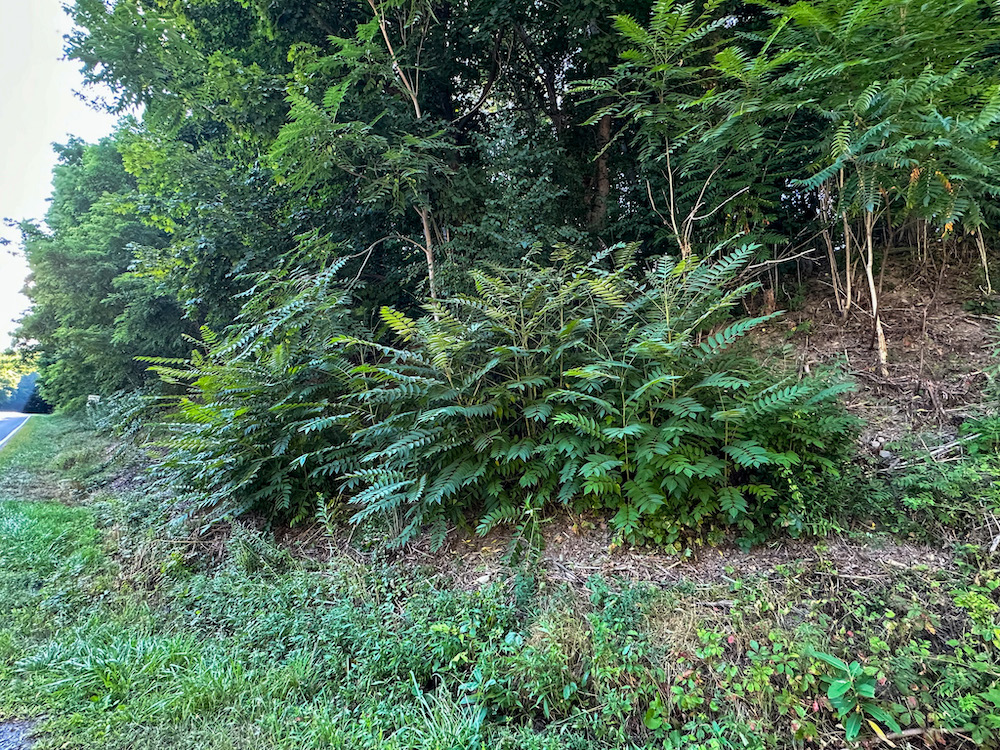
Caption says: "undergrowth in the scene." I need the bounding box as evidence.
[134,245,859,550]
[338,245,858,550]
[1,417,1000,749]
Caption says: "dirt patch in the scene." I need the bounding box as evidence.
[0,470,68,504]
[0,722,35,750]
[759,258,995,445]
[332,511,955,592]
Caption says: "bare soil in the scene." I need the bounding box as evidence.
[258,510,956,597]
[762,258,995,446]
[398,514,952,589]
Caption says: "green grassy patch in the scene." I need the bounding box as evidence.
[0,416,110,503]
[1,419,1000,748]
[0,417,61,476]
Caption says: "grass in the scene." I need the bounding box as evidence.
[0,417,1000,748]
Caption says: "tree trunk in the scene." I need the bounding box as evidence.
[863,210,888,376]
[417,206,437,300]
[588,115,612,229]
[841,212,853,316]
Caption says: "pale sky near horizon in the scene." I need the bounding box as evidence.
[0,0,120,349]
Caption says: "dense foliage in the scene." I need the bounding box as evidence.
[129,244,855,546]
[146,258,353,525]
[13,0,1000,540]
[17,138,190,407]
[339,246,856,548]
[25,0,999,363]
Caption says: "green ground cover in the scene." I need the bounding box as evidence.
[0,417,999,749]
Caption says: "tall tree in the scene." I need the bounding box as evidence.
[17,137,189,407]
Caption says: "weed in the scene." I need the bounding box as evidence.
[339,246,857,550]
[812,651,902,741]
[4,416,1000,748]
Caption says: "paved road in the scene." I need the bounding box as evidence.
[0,722,33,749]
[0,412,29,446]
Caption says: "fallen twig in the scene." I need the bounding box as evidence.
[861,726,961,746]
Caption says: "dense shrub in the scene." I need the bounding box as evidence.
[148,244,858,546]
[148,261,353,525]
[335,245,858,548]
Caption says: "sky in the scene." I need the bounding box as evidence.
[0,0,120,349]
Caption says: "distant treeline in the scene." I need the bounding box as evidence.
[0,356,49,413]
